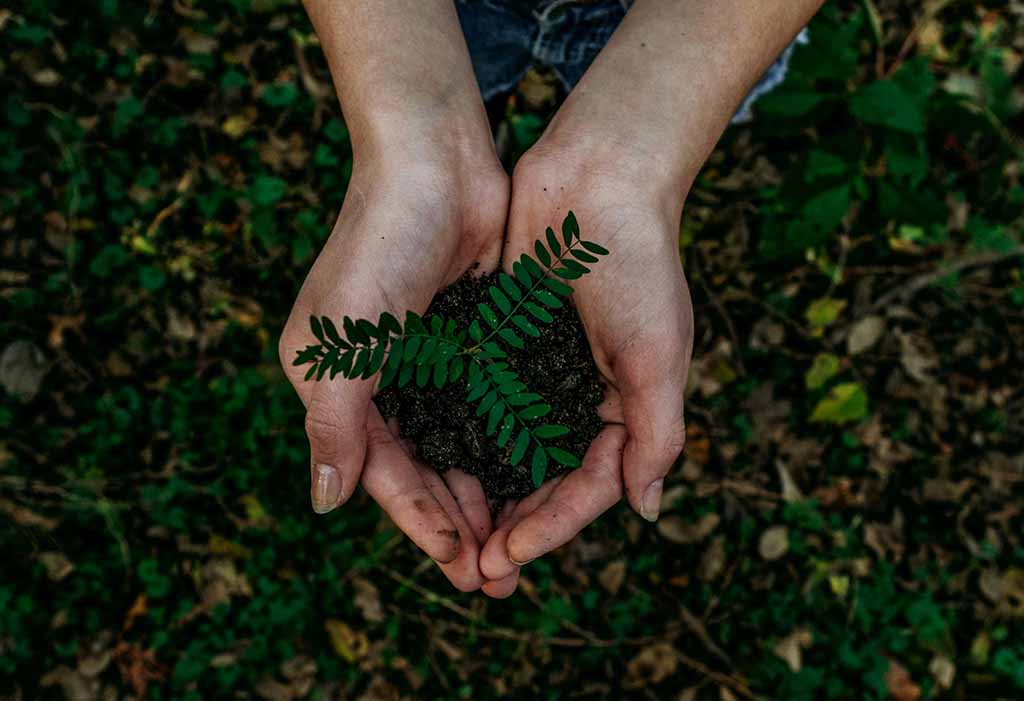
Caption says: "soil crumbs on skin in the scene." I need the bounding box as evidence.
[374,271,604,503]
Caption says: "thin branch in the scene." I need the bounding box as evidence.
[868,245,1024,312]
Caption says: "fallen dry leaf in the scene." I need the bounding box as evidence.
[0,340,48,400]
[773,628,813,672]
[598,559,627,595]
[38,552,74,582]
[847,315,885,355]
[627,642,678,685]
[885,659,921,701]
[324,620,369,663]
[352,577,384,623]
[758,526,789,561]
[657,513,720,544]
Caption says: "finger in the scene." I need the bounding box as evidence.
[505,425,627,565]
[482,570,520,599]
[618,354,688,522]
[305,376,375,514]
[361,408,461,564]
[479,477,563,581]
[420,466,487,592]
[443,469,493,546]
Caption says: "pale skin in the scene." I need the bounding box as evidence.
[280,0,825,597]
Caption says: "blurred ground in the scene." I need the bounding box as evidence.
[2,1,1024,699]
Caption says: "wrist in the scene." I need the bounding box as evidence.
[528,117,696,213]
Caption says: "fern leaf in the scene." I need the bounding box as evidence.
[531,447,549,486]
[499,273,522,301]
[545,227,561,257]
[488,286,512,315]
[512,315,540,337]
[498,328,524,349]
[510,429,530,466]
[562,211,579,244]
[310,315,325,343]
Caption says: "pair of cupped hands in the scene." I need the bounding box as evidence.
[279,129,694,598]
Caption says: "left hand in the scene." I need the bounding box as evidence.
[477,137,695,596]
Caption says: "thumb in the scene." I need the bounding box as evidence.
[619,352,688,523]
[304,375,375,514]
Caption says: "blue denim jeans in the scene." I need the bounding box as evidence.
[455,0,807,124]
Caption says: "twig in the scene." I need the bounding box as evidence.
[694,247,747,376]
[869,246,1024,312]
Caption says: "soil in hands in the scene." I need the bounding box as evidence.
[374,271,604,502]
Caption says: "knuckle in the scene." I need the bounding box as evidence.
[660,421,688,464]
[304,407,343,448]
[364,422,393,452]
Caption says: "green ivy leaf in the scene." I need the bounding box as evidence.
[849,79,925,134]
[810,382,869,424]
[806,353,841,390]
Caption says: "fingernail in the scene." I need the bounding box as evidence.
[640,479,663,522]
[510,557,535,567]
[312,463,342,514]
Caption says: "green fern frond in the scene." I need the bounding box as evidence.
[292,210,606,486]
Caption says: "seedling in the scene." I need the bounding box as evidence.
[293,211,608,485]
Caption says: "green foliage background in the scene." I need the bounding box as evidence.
[2,1,1023,699]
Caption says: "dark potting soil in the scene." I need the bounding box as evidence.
[374,271,604,502]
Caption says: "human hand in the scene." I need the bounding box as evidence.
[279,145,519,594]
[478,138,694,593]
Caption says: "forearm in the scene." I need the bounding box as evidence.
[303,0,494,166]
[539,0,824,199]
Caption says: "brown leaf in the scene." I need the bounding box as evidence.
[885,659,921,701]
[775,461,804,503]
[929,655,955,690]
[847,315,885,355]
[352,577,384,623]
[773,628,813,672]
[598,559,627,595]
[0,497,57,531]
[38,552,74,582]
[698,535,726,582]
[627,642,678,685]
[0,341,48,400]
[657,513,720,544]
[758,526,789,561]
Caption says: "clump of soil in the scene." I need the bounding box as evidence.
[374,272,604,502]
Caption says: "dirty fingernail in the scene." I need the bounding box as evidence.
[312,463,342,514]
[640,479,663,522]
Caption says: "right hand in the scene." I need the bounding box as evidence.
[278,147,516,594]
